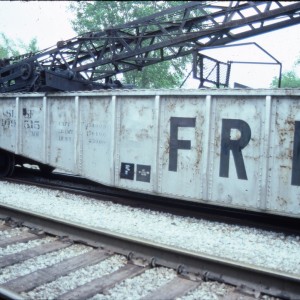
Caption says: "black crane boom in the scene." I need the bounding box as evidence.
[0,1,299,92]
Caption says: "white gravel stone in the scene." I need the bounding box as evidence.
[22,255,127,300]
[0,236,56,256]
[177,281,234,300]
[90,267,177,300]
[0,181,300,277]
[0,243,91,284]
[0,227,29,240]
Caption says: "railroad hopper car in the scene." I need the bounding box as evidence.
[0,89,299,218]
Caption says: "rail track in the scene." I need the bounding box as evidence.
[0,186,299,299]
[0,206,300,299]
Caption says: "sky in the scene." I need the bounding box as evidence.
[0,1,76,49]
[0,1,300,88]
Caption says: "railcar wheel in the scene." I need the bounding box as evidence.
[0,151,15,177]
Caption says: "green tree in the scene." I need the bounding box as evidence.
[0,33,19,59]
[0,33,38,59]
[19,37,39,56]
[270,58,300,88]
[68,1,191,88]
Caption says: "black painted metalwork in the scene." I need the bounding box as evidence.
[194,42,283,88]
[192,53,231,88]
[0,1,299,92]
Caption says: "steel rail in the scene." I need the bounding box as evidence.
[0,202,299,299]
[0,287,24,300]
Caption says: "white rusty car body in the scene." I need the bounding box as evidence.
[0,89,299,217]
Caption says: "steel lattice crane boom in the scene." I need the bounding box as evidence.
[0,1,300,92]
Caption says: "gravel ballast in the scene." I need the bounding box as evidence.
[0,181,299,277]
[22,254,127,300]
[90,267,177,300]
[0,227,30,240]
[178,281,234,300]
[0,243,91,284]
[0,236,56,256]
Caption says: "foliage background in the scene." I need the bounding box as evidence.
[270,57,300,88]
[0,33,38,59]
